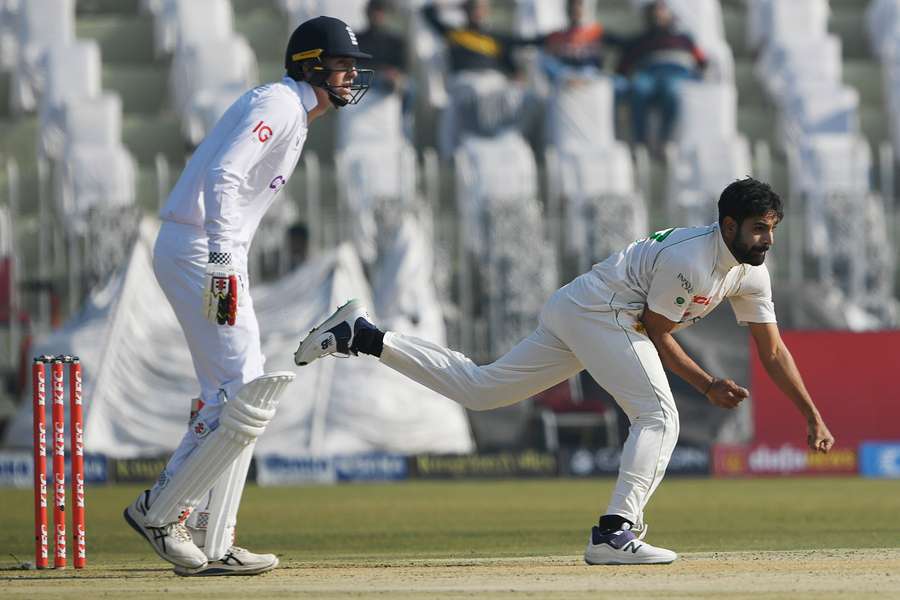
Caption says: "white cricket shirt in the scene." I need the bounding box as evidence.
[159,77,318,257]
[565,223,777,331]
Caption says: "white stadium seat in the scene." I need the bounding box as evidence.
[0,0,21,72]
[455,131,556,356]
[514,0,567,37]
[675,81,738,146]
[545,77,615,151]
[865,0,900,58]
[151,0,233,56]
[552,146,646,266]
[63,93,124,149]
[747,0,829,50]
[779,83,860,145]
[39,40,103,159]
[278,0,369,31]
[335,89,405,151]
[174,0,234,50]
[757,35,843,102]
[171,34,258,145]
[60,143,137,235]
[12,0,74,112]
[668,136,752,226]
[336,143,417,265]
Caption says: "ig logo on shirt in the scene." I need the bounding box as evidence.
[253,120,273,142]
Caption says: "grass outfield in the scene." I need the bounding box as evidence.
[1,477,899,598]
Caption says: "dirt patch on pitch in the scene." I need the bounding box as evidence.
[3,548,899,599]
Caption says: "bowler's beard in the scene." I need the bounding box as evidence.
[732,229,769,266]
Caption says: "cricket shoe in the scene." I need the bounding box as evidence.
[583,525,677,565]
[294,299,374,366]
[124,490,209,571]
[174,546,279,577]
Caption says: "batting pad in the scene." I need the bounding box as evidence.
[198,443,255,560]
[143,372,295,527]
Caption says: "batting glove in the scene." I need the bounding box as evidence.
[203,252,241,326]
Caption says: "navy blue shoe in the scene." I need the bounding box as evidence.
[294,299,371,366]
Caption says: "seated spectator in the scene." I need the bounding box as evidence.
[357,0,408,95]
[540,0,607,86]
[614,0,707,150]
[426,0,544,154]
[423,0,535,77]
[286,222,309,270]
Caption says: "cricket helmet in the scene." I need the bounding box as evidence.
[284,16,373,107]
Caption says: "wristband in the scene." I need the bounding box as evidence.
[209,251,231,265]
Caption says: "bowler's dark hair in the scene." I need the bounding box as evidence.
[717,177,784,228]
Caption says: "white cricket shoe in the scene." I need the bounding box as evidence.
[174,546,279,576]
[124,490,209,570]
[294,299,372,366]
[583,525,677,565]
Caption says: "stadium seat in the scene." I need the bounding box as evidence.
[662,0,726,44]
[11,0,74,113]
[550,146,647,270]
[545,77,615,151]
[789,134,871,199]
[757,35,843,102]
[171,34,258,145]
[277,0,369,31]
[336,142,417,265]
[778,82,860,146]
[63,93,124,149]
[747,0,829,51]
[149,0,234,56]
[0,0,20,72]
[39,40,103,159]
[59,143,137,235]
[438,70,531,158]
[674,81,738,146]
[454,131,556,356]
[544,74,645,271]
[865,0,900,58]
[513,0,567,37]
[335,89,404,151]
[667,136,752,226]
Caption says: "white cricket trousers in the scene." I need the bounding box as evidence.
[152,221,265,407]
[381,286,680,523]
[149,221,264,558]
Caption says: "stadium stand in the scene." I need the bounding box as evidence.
[0,0,898,450]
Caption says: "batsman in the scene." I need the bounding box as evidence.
[123,16,373,576]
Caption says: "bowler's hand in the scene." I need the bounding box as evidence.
[807,419,834,453]
[202,252,240,326]
[705,378,749,409]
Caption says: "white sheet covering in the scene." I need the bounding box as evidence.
[3,218,473,459]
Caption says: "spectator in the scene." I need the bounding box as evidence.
[357,0,408,95]
[540,0,607,86]
[286,222,309,270]
[614,0,707,150]
[422,0,534,77]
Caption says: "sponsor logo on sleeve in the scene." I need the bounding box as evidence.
[692,295,711,305]
[252,120,273,142]
[675,297,685,305]
[677,273,694,294]
[269,175,286,191]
